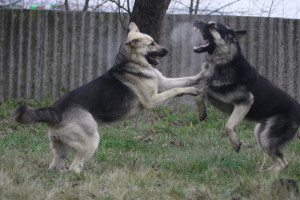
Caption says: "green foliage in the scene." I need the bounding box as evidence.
[0,99,299,199]
[61,87,70,93]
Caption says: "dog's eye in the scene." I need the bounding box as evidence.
[150,42,155,46]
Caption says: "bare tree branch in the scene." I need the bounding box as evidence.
[268,0,274,17]
[93,0,109,11]
[117,2,129,31]
[199,0,212,15]
[108,0,131,31]
[206,0,240,15]
[108,0,130,13]
[0,0,21,7]
[127,0,130,13]
[173,1,190,10]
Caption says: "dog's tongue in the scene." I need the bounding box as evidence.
[194,39,210,51]
[199,39,210,47]
[150,56,159,65]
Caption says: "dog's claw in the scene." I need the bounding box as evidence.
[234,145,241,153]
[232,141,241,153]
[228,137,241,153]
[198,112,207,121]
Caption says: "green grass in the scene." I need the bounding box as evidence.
[0,98,300,199]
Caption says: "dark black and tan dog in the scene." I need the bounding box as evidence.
[14,22,202,173]
[193,20,300,172]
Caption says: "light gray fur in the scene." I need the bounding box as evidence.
[254,117,298,172]
[48,107,99,173]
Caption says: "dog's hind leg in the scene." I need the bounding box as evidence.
[48,110,100,173]
[195,93,207,121]
[254,122,268,171]
[255,117,298,172]
[68,132,99,174]
[48,134,71,171]
[68,119,100,174]
[254,122,278,172]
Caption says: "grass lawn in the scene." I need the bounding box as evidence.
[0,98,299,199]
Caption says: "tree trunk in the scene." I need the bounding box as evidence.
[189,0,194,15]
[64,0,69,10]
[130,0,171,43]
[195,0,200,15]
[83,0,89,11]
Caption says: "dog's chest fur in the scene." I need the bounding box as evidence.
[200,59,254,115]
[201,61,243,93]
[203,63,236,87]
[116,64,158,96]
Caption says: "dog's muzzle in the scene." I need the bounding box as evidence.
[146,48,168,65]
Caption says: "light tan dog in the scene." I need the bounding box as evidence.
[14,22,202,173]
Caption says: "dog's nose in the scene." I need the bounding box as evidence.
[162,48,169,56]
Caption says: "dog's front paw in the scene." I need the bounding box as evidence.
[187,87,202,96]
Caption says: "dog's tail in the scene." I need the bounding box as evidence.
[14,105,61,124]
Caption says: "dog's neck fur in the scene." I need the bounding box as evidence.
[207,42,240,66]
[112,51,155,80]
[117,44,150,68]
[203,42,246,87]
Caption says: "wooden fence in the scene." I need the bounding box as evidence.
[1,9,299,107]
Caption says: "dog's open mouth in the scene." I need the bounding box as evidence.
[193,26,212,53]
[193,37,211,53]
[193,20,215,54]
[146,55,160,65]
[146,48,168,66]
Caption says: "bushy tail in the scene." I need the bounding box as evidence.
[14,105,61,124]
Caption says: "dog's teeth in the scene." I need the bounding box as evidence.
[194,46,197,49]
[197,29,200,32]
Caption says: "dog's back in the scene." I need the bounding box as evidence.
[246,73,300,122]
[214,52,300,122]
[14,62,137,124]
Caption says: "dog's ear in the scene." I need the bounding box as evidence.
[234,30,247,39]
[125,38,140,48]
[128,22,140,33]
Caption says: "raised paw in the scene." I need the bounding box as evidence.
[186,87,202,96]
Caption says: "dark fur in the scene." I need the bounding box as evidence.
[53,62,137,122]
[193,20,300,172]
[14,62,136,124]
